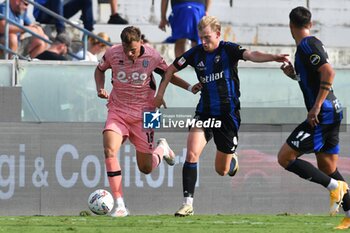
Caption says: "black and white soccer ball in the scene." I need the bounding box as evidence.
[88,189,114,215]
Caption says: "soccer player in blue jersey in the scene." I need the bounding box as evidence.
[155,15,289,216]
[278,6,350,229]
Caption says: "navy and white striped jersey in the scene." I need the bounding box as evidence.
[173,41,246,118]
[295,36,342,124]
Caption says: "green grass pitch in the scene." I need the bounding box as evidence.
[0,214,345,233]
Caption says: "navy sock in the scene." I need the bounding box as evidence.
[329,168,350,211]
[182,161,197,198]
[286,159,331,188]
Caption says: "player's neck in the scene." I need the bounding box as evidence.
[294,29,311,45]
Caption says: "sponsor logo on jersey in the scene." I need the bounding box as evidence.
[214,55,221,63]
[310,54,321,65]
[143,60,149,68]
[177,57,186,66]
[196,61,206,71]
[200,71,224,83]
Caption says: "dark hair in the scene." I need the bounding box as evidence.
[289,6,311,28]
[141,34,149,43]
[120,26,141,44]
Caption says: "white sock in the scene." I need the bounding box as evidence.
[116,197,125,208]
[327,178,339,191]
[183,197,193,206]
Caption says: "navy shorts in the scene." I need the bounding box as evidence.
[286,121,340,154]
[193,112,240,154]
[165,2,205,44]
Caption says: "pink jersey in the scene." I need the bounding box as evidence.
[98,45,168,117]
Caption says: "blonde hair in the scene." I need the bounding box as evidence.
[198,16,221,33]
[88,32,111,48]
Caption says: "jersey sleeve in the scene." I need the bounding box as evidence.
[152,48,168,75]
[307,39,329,71]
[97,48,111,72]
[225,42,246,62]
[172,46,197,71]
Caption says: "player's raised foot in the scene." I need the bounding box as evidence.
[335,217,350,230]
[228,153,239,177]
[330,181,349,216]
[157,138,175,166]
[109,206,129,217]
[174,204,194,217]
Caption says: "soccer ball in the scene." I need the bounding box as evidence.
[88,189,114,215]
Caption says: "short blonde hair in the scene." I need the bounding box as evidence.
[198,16,221,33]
[88,32,111,48]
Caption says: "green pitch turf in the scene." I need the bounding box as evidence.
[0,214,345,233]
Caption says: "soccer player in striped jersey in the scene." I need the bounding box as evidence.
[155,15,289,216]
[278,6,350,229]
[94,26,192,217]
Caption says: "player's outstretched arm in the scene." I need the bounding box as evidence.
[170,75,201,94]
[243,50,289,63]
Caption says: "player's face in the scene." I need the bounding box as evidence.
[199,25,220,52]
[122,41,142,61]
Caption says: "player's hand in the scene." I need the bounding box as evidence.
[97,88,109,99]
[158,19,168,32]
[191,82,202,94]
[280,61,298,80]
[154,95,167,108]
[307,106,320,127]
[274,54,290,63]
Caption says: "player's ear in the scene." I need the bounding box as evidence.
[216,30,221,38]
[306,21,312,29]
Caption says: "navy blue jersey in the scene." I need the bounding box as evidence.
[295,36,342,124]
[173,41,246,120]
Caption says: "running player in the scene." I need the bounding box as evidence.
[94,26,193,217]
[155,16,289,216]
[278,6,349,229]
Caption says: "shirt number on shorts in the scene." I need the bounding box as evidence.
[296,131,310,141]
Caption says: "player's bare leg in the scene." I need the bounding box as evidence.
[174,39,187,58]
[136,139,175,174]
[103,130,129,217]
[215,151,239,177]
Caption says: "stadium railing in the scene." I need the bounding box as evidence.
[0,0,112,60]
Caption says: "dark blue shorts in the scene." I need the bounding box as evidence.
[165,2,205,44]
[193,111,240,154]
[286,121,341,154]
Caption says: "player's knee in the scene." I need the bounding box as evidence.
[186,150,199,162]
[277,151,289,168]
[139,165,152,174]
[103,147,116,158]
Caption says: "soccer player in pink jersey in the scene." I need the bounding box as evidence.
[94,26,194,217]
